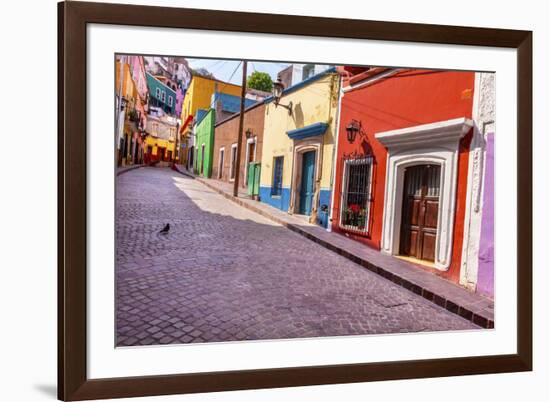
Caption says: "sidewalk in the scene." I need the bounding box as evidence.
[175,165,494,328]
[116,164,145,176]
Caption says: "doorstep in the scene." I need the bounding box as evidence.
[174,165,494,329]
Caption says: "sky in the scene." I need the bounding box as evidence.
[186,58,291,85]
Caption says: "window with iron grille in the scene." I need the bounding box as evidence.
[340,157,373,234]
[271,156,284,196]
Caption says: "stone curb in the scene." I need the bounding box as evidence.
[116,164,146,176]
[174,167,493,329]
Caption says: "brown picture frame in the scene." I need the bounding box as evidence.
[58,1,532,400]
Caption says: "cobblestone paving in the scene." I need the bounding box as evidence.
[116,167,477,346]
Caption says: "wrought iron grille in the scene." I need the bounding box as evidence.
[340,156,373,234]
[271,156,284,196]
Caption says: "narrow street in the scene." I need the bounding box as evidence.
[116,167,476,346]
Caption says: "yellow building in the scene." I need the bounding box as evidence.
[181,74,242,123]
[144,114,178,163]
[180,74,242,167]
[259,69,340,228]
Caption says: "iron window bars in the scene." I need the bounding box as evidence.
[339,156,373,234]
[271,156,284,196]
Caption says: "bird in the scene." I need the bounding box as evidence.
[159,223,170,234]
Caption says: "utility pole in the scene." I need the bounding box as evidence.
[233,61,247,197]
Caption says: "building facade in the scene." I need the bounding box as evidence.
[180,75,242,167]
[143,107,178,164]
[146,73,177,116]
[458,72,495,298]
[330,67,494,297]
[193,109,216,177]
[212,102,265,187]
[212,92,257,122]
[115,57,146,167]
[277,63,333,88]
[259,68,340,227]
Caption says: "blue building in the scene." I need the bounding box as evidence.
[146,73,177,115]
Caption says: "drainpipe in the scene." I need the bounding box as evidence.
[327,74,344,232]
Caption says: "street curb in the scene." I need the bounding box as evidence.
[175,167,493,329]
[116,164,145,176]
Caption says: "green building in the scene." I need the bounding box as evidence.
[146,73,177,116]
[193,109,215,177]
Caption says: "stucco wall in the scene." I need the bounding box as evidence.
[333,69,475,283]
[260,73,338,190]
[194,109,215,178]
[259,72,339,223]
[459,71,495,297]
[212,103,265,186]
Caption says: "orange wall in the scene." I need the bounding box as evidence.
[333,69,475,282]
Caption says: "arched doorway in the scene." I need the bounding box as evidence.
[399,164,441,262]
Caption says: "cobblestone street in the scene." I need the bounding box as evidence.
[116,167,477,346]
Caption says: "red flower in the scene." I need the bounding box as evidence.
[348,204,361,213]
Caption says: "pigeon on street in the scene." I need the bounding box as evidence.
[159,223,170,234]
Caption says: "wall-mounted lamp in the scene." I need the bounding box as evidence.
[345,119,363,144]
[272,78,293,115]
[119,97,128,111]
[245,128,253,139]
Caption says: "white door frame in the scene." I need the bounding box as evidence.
[229,143,238,182]
[289,139,322,215]
[244,136,257,185]
[376,117,472,270]
[218,147,225,179]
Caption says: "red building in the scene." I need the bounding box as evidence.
[330,67,477,285]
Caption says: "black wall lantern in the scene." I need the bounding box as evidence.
[346,119,362,143]
[245,128,253,139]
[272,78,293,115]
[119,97,128,112]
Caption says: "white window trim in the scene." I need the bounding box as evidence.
[229,143,238,182]
[376,117,472,270]
[168,95,173,106]
[218,147,225,179]
[244,136,257,185]
[155,88,161,98]
[339,157,374,235]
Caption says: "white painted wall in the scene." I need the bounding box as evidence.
[459,72,496,291]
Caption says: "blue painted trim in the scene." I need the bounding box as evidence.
[195,108,214,128]
[215,92,256,114]
[195,109,208,124]
[287,122,329,140]
[264,67,337,104]
[317,189,332,228]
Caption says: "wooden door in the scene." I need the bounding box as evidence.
[299,151,316,215]
[247,142,255,163]
[399,164,440,262]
